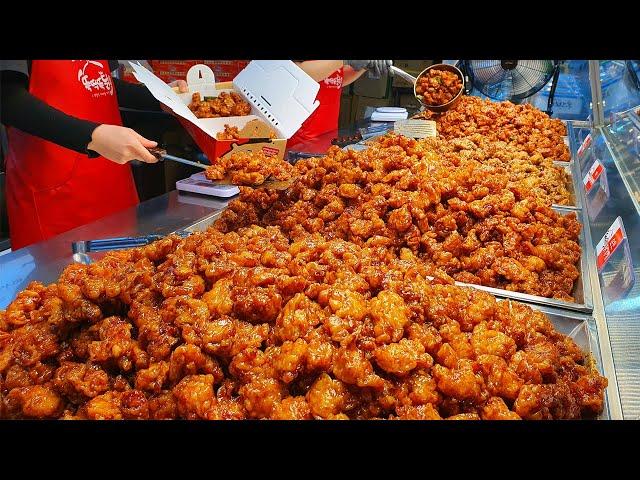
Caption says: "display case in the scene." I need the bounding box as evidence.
[565,108,640,419]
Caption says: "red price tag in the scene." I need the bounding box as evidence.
[583,160,604,194]
[577,133,592,158]
[596,217,625,270]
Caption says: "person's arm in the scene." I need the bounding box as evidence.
[0,70,158,163]
[295,61,343,82]
[1,70,101,154]
[342,65,367,87]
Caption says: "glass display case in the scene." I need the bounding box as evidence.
[600,61,640,123]
[566,107,640,419]
[527,60,593,121]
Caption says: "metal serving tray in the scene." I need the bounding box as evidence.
[552,160,581,210]
[506,301,609,419]
[454,206,593,313]
[183,210,225,234]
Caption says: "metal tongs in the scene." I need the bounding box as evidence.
[148,147,208,170]
[148,147,295,190]
[71,230,191,264]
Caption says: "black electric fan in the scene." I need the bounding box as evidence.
[625,60,640,91]
[459,60,561,115]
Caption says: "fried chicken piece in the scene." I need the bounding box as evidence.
[446,413,481,420]
[432,359,485,402]
[168,344,224,385]
[87,316,148,373]
[374,339,433,377]
[395,403,442,420]
[4,362,55,390]
[53,362,111,403]
[370,290,409,344]
[513,382,581,420]
[306,373,351,419]
[407,370,441,406]
[332,343,384,389]
[270,395,313,419]
[481,396,521,420]
[83,391,124,420]
[4,385,64,418]
[216,124,242,140]
[272,293,324,343]
[135,361,170,393]
[573,372,608,417]
[172,374,216,420]
[471,324,517,359]
[271,339,308,384]
[239,376,285,419]
[148,390,178,419]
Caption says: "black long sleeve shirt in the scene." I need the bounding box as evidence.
[0,60,161,154]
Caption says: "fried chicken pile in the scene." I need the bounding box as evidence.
[216,124,242,140]
[418,134,573,206]
[205,150,295,186]
[412,110,437,120]
[188,92,252,119]
[0,223,606,420]
[415,69,463,106]
[412,96,570,161]
[218,138,580,300]
[2,93,602,420]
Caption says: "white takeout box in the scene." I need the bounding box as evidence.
[130,61,320,162]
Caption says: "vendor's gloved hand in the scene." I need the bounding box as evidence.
[87,124,159,164]
[344,60,371,71]
[368,60,393,79]
[344,60,393,79]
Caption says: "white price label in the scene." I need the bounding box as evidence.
[394,120,437,139]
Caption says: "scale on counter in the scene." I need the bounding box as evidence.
[176,172,240,197]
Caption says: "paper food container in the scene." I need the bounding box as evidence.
[130,61,320,163]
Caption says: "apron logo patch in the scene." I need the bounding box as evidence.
[323,74,343,88]
[74,60,114,97]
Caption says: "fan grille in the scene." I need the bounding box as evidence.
[467,60,556,101]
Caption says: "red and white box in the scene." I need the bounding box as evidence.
[131,61,320,163]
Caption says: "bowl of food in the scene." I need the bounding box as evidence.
[414,63,465,112]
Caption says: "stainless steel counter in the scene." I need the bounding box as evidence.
[0,190,234,310]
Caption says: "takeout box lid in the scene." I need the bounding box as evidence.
[130,60,320,140]
[232,60,320,138]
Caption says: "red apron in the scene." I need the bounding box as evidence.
[5,60,139,250]
[287,67,344,147]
